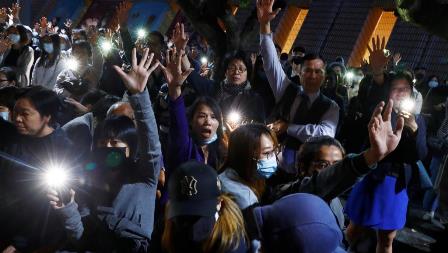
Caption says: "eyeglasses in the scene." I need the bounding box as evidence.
[228,66,247,73]
[302,67,325,76]
[256,149,280,160]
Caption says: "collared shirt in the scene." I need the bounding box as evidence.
[260,33,339,142]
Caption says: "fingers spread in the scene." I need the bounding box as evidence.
[371,101,385,125]
[394,116,404,137]
[144,52,154,69]
[139,48,149,68]
[148,60,160,74]
[182,68,194,79]
[113,65,128,82]
[367,44,373,54]
[131,48,137,69]
[383,99,393,122]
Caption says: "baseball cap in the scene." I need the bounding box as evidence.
[168,160,221,219]
[253,193,346,253]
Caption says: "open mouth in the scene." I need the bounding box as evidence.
[200,128,213,138]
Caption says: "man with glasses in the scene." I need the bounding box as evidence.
[257,0,339,174]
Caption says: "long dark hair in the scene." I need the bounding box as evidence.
[188,96,227,168]
[93,115,138,159]
[37,34,61,68]
[7,24,31,46]
[222,123,278,198]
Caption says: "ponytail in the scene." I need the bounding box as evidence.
[203,194,248,253]
[162,194,248,253]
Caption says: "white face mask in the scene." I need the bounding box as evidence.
[8,34,20,44]
[0,111,9,121]
[43,43,54,54]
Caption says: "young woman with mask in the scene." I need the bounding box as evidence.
[159,160,248,253]
[46,48,162,252]
[0,86,73,252]
[345,71,427,253]
[31,33,66,89]
[160,48,226,171]
[219,124,278,209]
[0,24,34,87]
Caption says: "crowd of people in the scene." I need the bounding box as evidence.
[0,0,447,252]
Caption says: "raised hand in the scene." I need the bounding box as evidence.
[159,48,194,100]
[367,36,390,74]
[364,100,404,165]
[172,23,188,51]
[256,0,281,25]
[393,52,402,66]
[39,17,48,36]
[9,3,20,20]
[113,48,159,94]
[40,16,48,29]
[0,8,8,23]
[47,188,75,209]
[0,38,12,54]
[64,18,72,28]
[116,0,133,26]
[85,18,98,28]
[250,52,257,66]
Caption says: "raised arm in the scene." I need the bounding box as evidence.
[159,48,195,169]
[170,23,215,96]
[257,0,289,102]
[275,100,405,201]
[114,48,162,184]
[368,36,390,86]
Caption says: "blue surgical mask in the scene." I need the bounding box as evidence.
[0,111,8,121]
[43,43,54,54]
[8,34,20,44]
[256,156,278,179]
[428,80,439,88]
[61,43,70,51]
[197,133,218,146]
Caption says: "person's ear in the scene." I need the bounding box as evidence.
[42,115,51,125]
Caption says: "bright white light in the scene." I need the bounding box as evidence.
[227,111,241,124]
[65,58,79,71]
[200,56,208,65]
[345,71,354,80]
[400,98,415,113]
[100,40,113,54]
[413,78,417,84]
[137,28,147,39]
[43,165,68,189]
